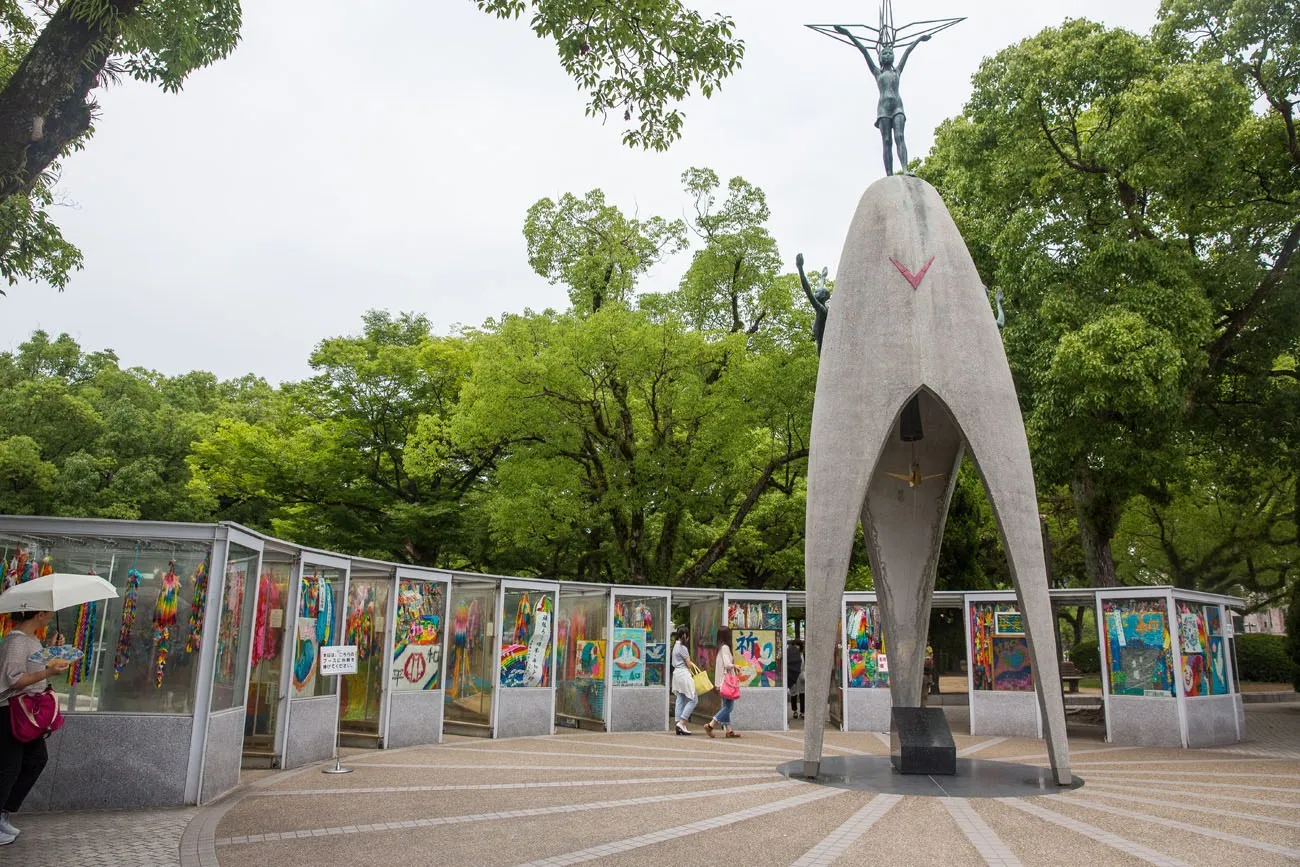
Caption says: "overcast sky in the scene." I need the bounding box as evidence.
[1,0,1160,384]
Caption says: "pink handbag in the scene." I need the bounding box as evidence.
[9,688,64,742]
[719,671,741,700]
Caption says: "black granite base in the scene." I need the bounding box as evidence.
[777,755,1083,797]
[891,706,956,775]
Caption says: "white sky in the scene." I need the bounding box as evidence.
[1,0,1160,384]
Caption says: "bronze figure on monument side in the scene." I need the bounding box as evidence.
[796,253,830,354]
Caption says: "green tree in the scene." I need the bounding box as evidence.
[0,0,242,290]
[0,329,239,520]
[920,15,1298,587]
[189,311,489,566]
[667,168,783,335]
[524,189,686,314]
[457,171,814,586]
[476,0,744,150]
[1115,450,1296,600]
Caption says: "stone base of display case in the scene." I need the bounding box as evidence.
[843,688,892,732]
[29,713,194,811]
[970,689,1041,738]
[495,687,554,739]
[1185,694,1242,747]
[284,695,340,768]
[728,687,787,732]
[387,690,445,748]
[1106,694,1182,747]
[201,706,245,803]
[608,686,667,732]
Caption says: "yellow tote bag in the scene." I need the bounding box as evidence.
[689,661,713,695]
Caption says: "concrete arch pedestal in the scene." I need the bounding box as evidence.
[801,175,1072,786]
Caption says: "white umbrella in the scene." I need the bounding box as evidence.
[0,573,119,614]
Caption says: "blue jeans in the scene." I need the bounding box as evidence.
[713,697,735,726]
[675,691,698,723]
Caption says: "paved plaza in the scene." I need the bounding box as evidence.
[8,704,1299,867]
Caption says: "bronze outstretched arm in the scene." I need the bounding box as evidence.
[796,253,826,314]
[896,33,930,74]
[834,25,880,76]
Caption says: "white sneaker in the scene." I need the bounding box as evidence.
[0,829,15,846]
[0,812,18,836]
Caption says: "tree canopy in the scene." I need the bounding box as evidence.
[919,6,1298,595]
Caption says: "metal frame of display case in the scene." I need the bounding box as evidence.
[840,592,890,732]
[1170,590,1243,747]
[1093,586,1246,748]
[336,560,397,745]
[607,586,672,732]
[278,550,351,768]
[192,526,265,804]
[382,567,453,747]
[491,577,559,739]
[963,591,1042,739]
[721,590,788,732]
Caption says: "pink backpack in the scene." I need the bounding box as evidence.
[9,688,64,742]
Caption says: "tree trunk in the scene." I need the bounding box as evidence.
[0,0,141,205]
[676,448,809,585]
[1061,606,1087,648]
[1070,474,1118,587]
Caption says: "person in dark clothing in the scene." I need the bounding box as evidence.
[0,609,70,846]
[787,640,805,718]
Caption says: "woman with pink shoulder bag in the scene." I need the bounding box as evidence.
[0,610,70,847]
[705,626,742,738]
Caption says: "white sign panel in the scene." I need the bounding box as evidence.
[319,645,358,676]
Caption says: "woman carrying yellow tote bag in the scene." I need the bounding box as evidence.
[672,627,709,735]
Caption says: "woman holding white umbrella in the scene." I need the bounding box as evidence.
[0,571,116,846]
[0,609,70,846]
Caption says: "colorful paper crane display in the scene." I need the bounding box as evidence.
[151,562,180,688]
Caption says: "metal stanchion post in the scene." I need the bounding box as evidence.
[321,645,357,775]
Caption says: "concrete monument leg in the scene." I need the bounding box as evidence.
[801,456,870,779]
[801,391,906,777]
[944,388,1073,786]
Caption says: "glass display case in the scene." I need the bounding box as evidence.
[1203,605,1230,695]
[211,543,260,711]
[689,598,723,717]
[1174,600,1213,696]
[556,586,608,724]
[243,557,293,755]
[291,565,344,698]
[968,602,1032,692]
[340,576,391,735]
[499,587,555,688]
[1101,596,1174,697]
[444,580,496,728]
[845,602,889,689]
[0,533,212,714]
[726,597,784,688]
[392,578,447,692]
[612,594,667,688]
